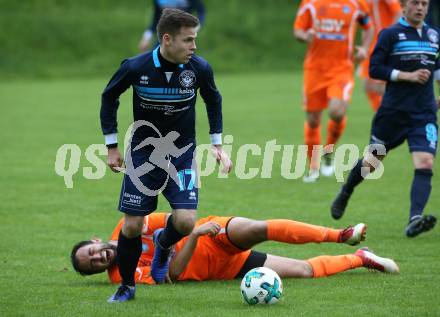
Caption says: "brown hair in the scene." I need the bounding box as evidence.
[157,8,199,43]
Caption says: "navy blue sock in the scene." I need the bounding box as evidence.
[158,215,185,249]
[116,233,142,286]
[343,159,366,195]
[410,169,433,221]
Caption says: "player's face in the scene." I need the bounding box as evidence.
[402,0,429,26]
[76,240,117,273]
[164,26,198,64]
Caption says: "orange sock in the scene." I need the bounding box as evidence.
[326,117,347,147]
[267,219,341,244]
[366,90,382,112]
[307,254,363,277]
[304,121,321,170]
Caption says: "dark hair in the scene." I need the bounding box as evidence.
[70,240,103,276]
[157,8,200,43]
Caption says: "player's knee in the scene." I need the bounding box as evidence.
[328,108,345,122]
[123,215,144,237]
[416,157,434,170]
[248,221,267,241]
[301,262,314,278]
[173,210,197,235]
[308,118,320,128]
[306,112,321,128]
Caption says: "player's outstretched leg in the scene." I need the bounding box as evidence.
[108,285,136,303]
[151,211,196,283]
[265,220,367,246]
[405,214,437,238]
[355,247,399,273]
[151,228,172,283]
[108,216,143,303]
[331,159,366,219]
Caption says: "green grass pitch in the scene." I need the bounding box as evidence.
[0,72,439,316]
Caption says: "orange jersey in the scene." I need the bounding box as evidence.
[107,214,250,284]
[368,0,400,34]
[294,0,372,72]
[360,0,400,78]
[175,216,251,281]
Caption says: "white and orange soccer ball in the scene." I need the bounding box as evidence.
[240,267,283,305]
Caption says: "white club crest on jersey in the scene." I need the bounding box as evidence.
[427,29,439,44]
[179,70,196,88]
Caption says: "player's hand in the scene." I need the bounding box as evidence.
[138,38,150,52]
[138,30,153,52]
[107,147,124,173]
[401,69,431,84]
[192,221,221,237]
[294,29,315,43]
[211,145,233,174]
[354,46,368,63]
[304,29,316,43]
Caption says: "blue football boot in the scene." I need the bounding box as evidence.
[151,228,171,283]
[107,285,135,303]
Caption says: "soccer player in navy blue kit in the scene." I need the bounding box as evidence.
[331,0,439,237]
[101,9,232,302]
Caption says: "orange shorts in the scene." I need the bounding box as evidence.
[176,216,251,281]
[303,69,354,112]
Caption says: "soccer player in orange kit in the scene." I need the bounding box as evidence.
[358,0,401,111]
[71,212,399,284]
[294,0,375,182]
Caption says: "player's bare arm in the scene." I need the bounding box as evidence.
[355,27,375,63]
[293,28,315,43]
[168,221,221,280]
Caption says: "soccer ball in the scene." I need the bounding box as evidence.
[240,267,283,305]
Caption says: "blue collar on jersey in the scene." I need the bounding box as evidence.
[152,47,184,69]
[398,17,427,28]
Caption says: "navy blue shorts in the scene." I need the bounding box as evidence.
[118,143,198,216]
[370,108,438,156]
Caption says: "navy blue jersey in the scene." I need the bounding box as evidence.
[101,47,222,146]
[369,17,440,114]
[148,0,205,33]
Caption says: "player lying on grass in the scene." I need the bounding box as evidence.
[71,213,399,285]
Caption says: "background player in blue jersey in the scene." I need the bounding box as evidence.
[138,0,205,52]
[101,8,232,302]
[331,0,439,238]
[426,0,439,27]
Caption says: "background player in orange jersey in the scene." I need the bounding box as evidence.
[358,0,401,112]
[294,0,375,182]
[71,213,399,284]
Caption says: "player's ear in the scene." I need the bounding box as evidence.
[162,33,172,45]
